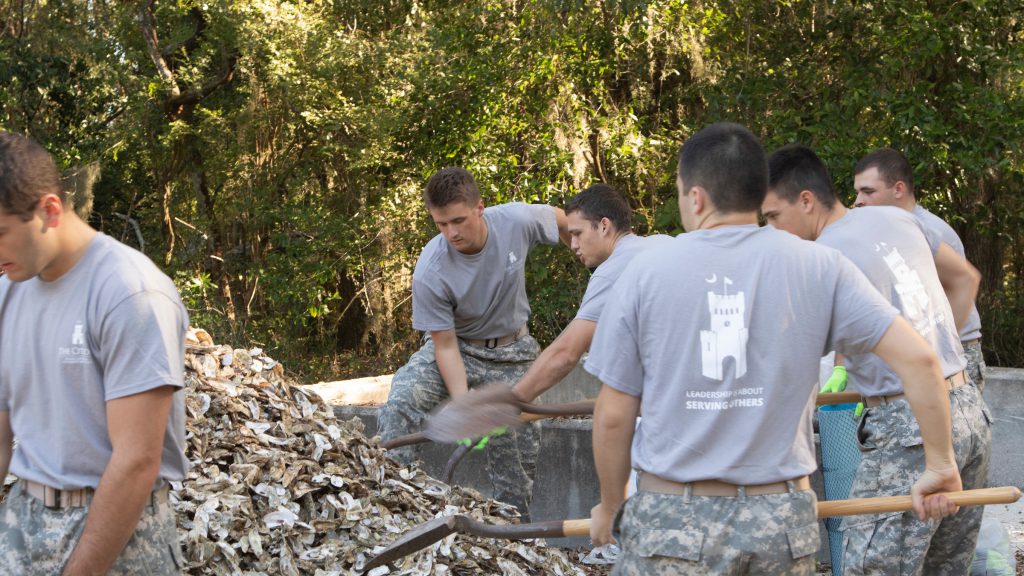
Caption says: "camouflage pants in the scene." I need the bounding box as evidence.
[963,339,986,394]
[841,385,992,576]
[0,483,183,575]
[377,334,541,517]
[611,488,819,575]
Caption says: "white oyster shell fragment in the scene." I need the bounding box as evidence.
[263,505,299,528]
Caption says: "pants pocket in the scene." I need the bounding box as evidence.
[841,511,904,575]
[786,523,820,560]
[633,526,705,562]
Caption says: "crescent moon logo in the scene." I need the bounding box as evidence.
[705,273,717,283]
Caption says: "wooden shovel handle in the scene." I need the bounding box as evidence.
[816,486,1021,517]
[816,391,862,406]
[550,487,1020,539]
[562,518,591,537]
[516,399,596,416]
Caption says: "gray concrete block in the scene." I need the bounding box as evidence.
[982,368,1024,488]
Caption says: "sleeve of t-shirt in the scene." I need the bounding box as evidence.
[911,213,943,255]
[512,203,560,247]
[826,254,901,356]
[411,275,455,332]
[98,290,188,401]
[574,269,612,322]
[583,272,643,397]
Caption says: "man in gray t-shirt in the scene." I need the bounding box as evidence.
[0,132,188,574]
[587,124,962,576]
[377,167,568,518]
[509,183,670,403]
[854,147,987,392]
[764,144,989,576]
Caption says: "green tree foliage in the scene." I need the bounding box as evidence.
[2,0,1022,376]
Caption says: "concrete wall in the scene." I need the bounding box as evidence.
[332,367,1024,558]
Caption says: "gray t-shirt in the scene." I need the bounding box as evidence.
[575,234,673,322]
[818,207,966,396]
[0,233,189,490]
[412,202,559,339]
[912,204,982,342]
[585,225,898,485]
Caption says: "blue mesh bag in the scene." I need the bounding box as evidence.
[818,404,862,576]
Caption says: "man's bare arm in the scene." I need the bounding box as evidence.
[553,207,572,247]
[933,242,980,333]
[512,319,596,402]
[590,384,640,546]
[0,411,12,481]
[870,316,962,520]
[431,329,469,399]
[62,386,175,576]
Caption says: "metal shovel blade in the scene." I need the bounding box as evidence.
[424,383,526,443]
[362,515,460,571]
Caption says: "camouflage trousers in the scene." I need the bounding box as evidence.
[0,482,183,575]
[611,487,820,575]
[841,384,992,576]
[377,334,541,517]
[963,339,986,394]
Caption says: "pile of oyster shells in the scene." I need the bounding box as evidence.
[177,328,598,575]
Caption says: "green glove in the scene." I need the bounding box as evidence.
[820,365,848,393]
[456,426,508,451]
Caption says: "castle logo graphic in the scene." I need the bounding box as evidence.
[72,322,86,346]
[699,275,749,381]
[877,242,932,336]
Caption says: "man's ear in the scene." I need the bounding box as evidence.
[38,194,64,227]
[893,180,909,200]
[690,185,708,216]
[799,189,816,214]
[599,217,612,235]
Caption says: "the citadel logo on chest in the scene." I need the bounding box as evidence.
[59,321,91,364]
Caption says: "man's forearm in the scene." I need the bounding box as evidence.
[62,454,160,575]
[593,386,639,510]
[433,334,469,398]
[0,411,12,481]
[935,243,980,332]
[512,320,595,402]
[901,362,957,471]
[945,279,978,334]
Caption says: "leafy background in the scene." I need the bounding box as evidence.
[2,0,1022,378]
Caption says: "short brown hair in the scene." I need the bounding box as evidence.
[855,148,915,197]
[423,167,481,208]
[0,131,63,220]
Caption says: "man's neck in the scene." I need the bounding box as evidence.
[814,204,848,239]
[696,211,758,230]
[40,216,97,281]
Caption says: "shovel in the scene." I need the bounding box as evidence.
[380,398,595,450]
[423,386,863,445]
[363,485,1021,571]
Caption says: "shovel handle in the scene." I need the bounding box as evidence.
[524,487,1021,539]
[816,391,862,406]
[562,518,591,537]
[816,486,1021,517]
[382,402,596,450]
[516,399,596,416]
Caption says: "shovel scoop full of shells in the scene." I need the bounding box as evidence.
[165,327,606,575]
